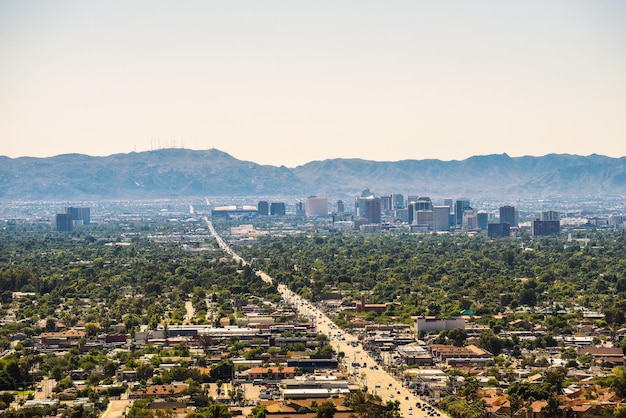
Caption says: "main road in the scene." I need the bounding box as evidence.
[206,218,437,418]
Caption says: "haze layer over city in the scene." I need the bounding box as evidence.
[2,1,626,165]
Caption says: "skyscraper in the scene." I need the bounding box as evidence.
[257,201,269,216]
[540,210,560,221]
[295,201,306,218]
[415,197,433,211]
[270,202,286,216]
[477,211,488,230]
[305,196,328,217]
[363,196,381,224]
[65,207,90,224]
[380,196,392,214]
[455,198,470,229]
[433,205,451,231]
[407,202,415,225]
[499,205,518,227]
[415,210,434,229]
[336,200,345,214]
[462,208,476,232]
[532,219,560,236]
[392,194,405,210]
[488,222,510,238]
[55,213,73,231]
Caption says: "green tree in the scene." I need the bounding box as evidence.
[541,396,561,418]
[201,403,232,418]
[315,401,337,418]
[605,366,626,398]
[544,367,566,395]
[246,404,267,418]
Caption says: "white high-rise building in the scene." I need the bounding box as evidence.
[462,208,477,232]
[305,196,329,217]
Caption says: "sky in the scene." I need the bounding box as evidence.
[1,1,625,167]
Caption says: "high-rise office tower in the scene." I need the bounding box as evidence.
[395,208,409,223]
[455,198,470,228]
[295,201,306,218]
[363,196,381,224]
[305,196,328,217]
[415,210,434,229]
[257,201,269,216]
[499,205,518,227]
[532,219,560,236]
[65,207,90,224]
[540,210,560,222]
[380,196,392,214]
[488,222,510,238]
[433,205,451,231]
[392,194,405,210]
[336,200,345,214]
[476,211,488,230]
[270,202,286,216]
[407,202,415,225]
[415,197,433,211]
[55,213,73,231]
[462,208,476,231]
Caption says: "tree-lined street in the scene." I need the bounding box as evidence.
[207,218,439,417]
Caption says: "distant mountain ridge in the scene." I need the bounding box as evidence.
[1,149,625,200]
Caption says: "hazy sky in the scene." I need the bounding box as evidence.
[1,1,625,167]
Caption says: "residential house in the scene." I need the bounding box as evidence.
[248,366,296,380]
[130,383,189,399]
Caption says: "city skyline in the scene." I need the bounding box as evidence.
[2,1,625,167]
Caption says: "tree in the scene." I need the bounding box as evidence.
[315,401,337,418]
[344,389,381,418]
[197,403,232,417]
[544,367,566,395]
[136,363,154,381]
[541,396,561,418]
[127,398,157,417]
[246,404,268,418]
[508,393,522,416]
[210,361,234,382]
[458,376,480,402]
[478,330,503,356]
[447,328,468,347]
[382,400,402,418]
[605,366,626,398]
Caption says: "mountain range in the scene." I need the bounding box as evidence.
[1,149,625,201]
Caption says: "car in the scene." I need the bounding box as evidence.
[389,394,394,398]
